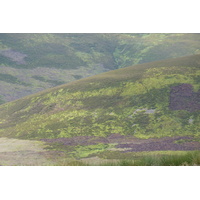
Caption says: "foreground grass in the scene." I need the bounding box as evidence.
[57,151,200,166]
[134,151,200,166]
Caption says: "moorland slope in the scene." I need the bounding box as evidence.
[0,54,199,141]
[1,33,200,104]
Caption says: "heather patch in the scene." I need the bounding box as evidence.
[169,83,200,112]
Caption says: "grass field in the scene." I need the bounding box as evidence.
[52,151,200,166]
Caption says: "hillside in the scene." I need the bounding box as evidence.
[0,54,199,140]
[0,54,200,165]
[1,33,200,104]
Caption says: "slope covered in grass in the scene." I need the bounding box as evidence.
[1,33,200,103]
[0,54,199,140]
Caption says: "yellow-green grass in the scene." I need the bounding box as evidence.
[0,54,199,141]
[53,151,200,166]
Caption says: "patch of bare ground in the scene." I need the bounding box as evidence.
[79,156,119,166]
[0,137,56,166]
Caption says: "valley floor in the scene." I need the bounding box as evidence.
[1,135,200,166]
[0,138,54,166]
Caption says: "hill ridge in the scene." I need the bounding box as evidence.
[1,33,200,104]
[2,53,200,104]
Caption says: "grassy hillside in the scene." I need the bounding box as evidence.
[0,54,199,141]
[0,54,200,165]
[1,33,200,103]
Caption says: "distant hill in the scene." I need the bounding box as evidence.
[1,33,200,104]
[0,54,199,140]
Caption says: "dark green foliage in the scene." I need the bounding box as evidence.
[0,54,16,65]
[0,73,30,86]
[65,151,200,166]
[134,112,150,128]
[72,75,83,80]
[0,95,5,105]
[135,151,200,166]
[32,75,65,86]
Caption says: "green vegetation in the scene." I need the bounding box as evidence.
[32,75,65,86]
[0,73,30,86]
[55,151,200,166]
[0,95,5,104]
[43,141,114,159]
[102,151,200,166]
[0,46,200,165]
[5,33,197,70]
[1,33,200,104]
[0,54,199,141]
